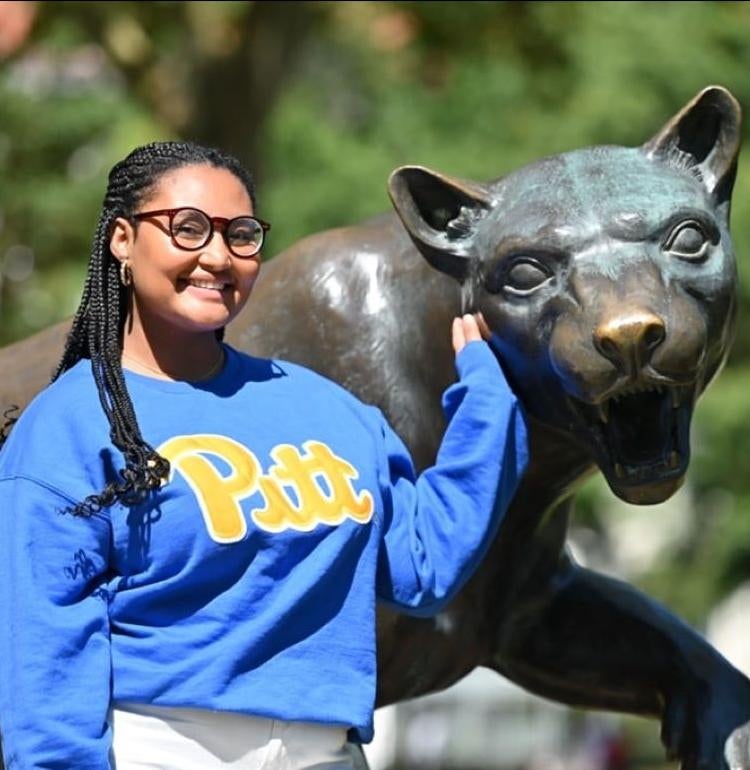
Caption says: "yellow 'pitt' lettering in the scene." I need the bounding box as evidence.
[158,435,261,543]
[253,441,374,533]
[157,435,374,541]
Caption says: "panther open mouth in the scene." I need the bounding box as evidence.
[570,385,694,504]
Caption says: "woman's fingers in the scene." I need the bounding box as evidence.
[475,312,492,341]
[452,314,484,354]
[452,317,466,353]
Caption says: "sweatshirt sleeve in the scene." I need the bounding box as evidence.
[0,476,112,770]
[375,340,528,615]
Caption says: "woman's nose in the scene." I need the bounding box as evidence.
[198,231,233,268]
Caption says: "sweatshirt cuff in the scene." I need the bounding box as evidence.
[455,340,503,382]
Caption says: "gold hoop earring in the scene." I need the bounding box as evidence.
[120,261,132,287]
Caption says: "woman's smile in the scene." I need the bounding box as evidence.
[181,277,235,296]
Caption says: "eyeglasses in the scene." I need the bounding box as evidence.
[132,207,271,258]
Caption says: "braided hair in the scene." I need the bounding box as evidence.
[2,141,257,516]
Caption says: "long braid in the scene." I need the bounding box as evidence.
[52,214,111,378]
[2,141,257,516]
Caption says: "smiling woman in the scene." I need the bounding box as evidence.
[110,164,266,381]
[0,141,528,770]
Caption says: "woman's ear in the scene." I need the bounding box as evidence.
[109,217,135,262]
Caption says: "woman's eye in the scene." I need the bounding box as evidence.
[664,221,710,260]
[176,224,202,235]
[229,229,253,245]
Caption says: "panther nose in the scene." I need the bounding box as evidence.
[593,311,666,373]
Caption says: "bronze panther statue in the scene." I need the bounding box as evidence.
[1,85,748,769]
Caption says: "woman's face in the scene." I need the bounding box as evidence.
[110,163,261,341]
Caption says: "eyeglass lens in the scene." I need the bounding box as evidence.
[172,209,264,256]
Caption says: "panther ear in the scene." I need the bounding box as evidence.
[388,165,493,282]
[643,85,743,204]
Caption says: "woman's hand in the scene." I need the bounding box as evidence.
[452,313,491,355]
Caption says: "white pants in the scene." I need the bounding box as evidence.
[111,703,364,770]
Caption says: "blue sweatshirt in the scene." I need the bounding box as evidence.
[0,341,527,769]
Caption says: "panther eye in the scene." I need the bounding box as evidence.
[664,221,710,261]
[498,259,552,295]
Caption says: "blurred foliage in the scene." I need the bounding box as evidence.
[2,0,750,635]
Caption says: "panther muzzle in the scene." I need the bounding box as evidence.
[570,383,695,504]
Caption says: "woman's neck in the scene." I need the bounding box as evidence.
[121,327,225,382]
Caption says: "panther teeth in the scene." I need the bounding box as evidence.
[610,384,666,403]
[612,452,681,480]
[595,385,673,424]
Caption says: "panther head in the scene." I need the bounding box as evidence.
[389,86,742,505]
